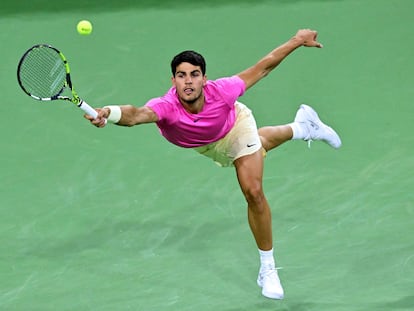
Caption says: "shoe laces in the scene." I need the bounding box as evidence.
[303,131,313,149]
[260,266,282,278]
[260,268,282,289]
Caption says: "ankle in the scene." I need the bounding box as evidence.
[259,248,275,269]
[289,122,307,140]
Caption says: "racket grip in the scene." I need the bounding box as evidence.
[78,99,97,118]
[78,100,107,124]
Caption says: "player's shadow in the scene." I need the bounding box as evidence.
[227,296,414,311]
[20,218,233,260]
[381,296,414,310]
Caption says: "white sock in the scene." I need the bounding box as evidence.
[289,122,307,140]
[259,248,275,269]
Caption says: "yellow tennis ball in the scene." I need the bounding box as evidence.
[77,20,92,35]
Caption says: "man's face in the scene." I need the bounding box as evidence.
[172,62,206,105]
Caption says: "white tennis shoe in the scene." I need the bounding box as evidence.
[294,104,342,149]
[257,266,284,300]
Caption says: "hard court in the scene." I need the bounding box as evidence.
[0,0,413,310]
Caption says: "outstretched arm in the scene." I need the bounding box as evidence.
[85,105,158,128]
[237,29,323,90]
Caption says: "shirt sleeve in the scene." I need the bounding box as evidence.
[145,97,177,125]
[211,75,246,107]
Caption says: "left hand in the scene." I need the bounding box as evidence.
[295,29,323,48]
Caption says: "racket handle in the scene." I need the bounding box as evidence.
[78,99,97,118]
[78,100,107,124]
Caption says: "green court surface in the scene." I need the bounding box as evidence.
[1,0,413,310]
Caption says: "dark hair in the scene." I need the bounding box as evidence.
[171,50,206,76]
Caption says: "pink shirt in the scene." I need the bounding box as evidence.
[145,75,246,148]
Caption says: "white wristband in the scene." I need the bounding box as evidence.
[104,105,122,123]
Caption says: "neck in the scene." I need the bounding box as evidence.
[180,94,205,114]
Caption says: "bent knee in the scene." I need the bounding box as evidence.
[244,184,266,206]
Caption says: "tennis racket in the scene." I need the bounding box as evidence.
[17,44,99,119]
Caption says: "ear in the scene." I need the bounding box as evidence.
[203,75,207,86]
[171,76,176,86]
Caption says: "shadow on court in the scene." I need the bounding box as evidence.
[286,296,414,311]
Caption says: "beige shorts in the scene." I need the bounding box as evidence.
[194,101,262,167]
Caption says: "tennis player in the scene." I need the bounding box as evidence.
[86,29,341,300]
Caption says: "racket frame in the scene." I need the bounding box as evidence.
[17,44,99,118]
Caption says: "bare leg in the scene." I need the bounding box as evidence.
[234,150,272,250]
[258,125,293,152]
[234,145,285,300]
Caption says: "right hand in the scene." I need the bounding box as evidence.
[84,107,109,128]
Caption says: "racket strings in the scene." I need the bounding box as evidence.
[18,46,67,99]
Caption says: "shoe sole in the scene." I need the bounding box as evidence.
[257,277,284,300]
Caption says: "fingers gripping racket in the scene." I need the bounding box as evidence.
[17,44,99,119]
